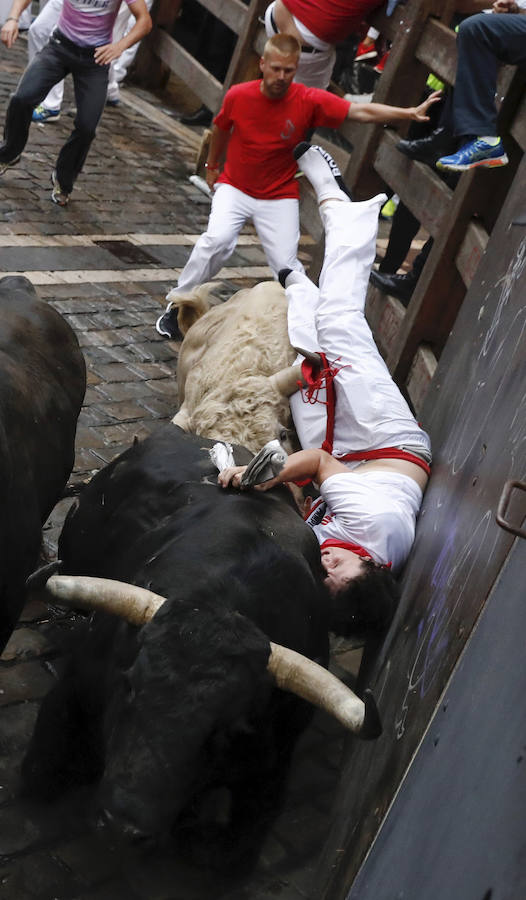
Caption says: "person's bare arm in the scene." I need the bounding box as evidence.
[94,0,152,66]
[347,90,442,124]
[218,449,349,491]
[204,124,231,189]
[0,0,31,48]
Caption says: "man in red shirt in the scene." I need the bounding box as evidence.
[156,34,439,339]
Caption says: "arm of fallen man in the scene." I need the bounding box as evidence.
[218,450,350,492]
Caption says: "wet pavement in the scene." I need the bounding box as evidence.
[0,34,359,900]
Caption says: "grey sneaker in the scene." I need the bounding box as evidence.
[51,170,69,206]
[0,155,21,176]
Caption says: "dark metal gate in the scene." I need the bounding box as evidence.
[316,148,526,900]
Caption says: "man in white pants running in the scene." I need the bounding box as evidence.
[219,143,431,631]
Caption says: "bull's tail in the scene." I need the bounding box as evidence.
[165,282,217,335]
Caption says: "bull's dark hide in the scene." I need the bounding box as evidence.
[0,276,85,651]
[23,426,329,870]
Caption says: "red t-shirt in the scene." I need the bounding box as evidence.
[284,0,383,45]
[214,80,349,200]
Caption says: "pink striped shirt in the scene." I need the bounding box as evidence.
[58,0,134,48]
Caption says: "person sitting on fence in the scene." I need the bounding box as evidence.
[0,0,152,206]
[264,0,384,89]
[435,0,526,171]
[156,33,441,339]
[218,143,432,631]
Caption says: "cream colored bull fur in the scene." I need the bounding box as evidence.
[169,282,298,453]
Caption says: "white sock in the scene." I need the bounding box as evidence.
[295,144,351,205]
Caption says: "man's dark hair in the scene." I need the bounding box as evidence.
[328,560,400,637]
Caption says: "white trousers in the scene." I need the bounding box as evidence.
[288,198,432,459]
[264,2,336,90]
[27,0,152,110]
[174,182,305,294]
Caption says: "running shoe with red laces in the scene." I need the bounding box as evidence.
[374,51,390,74]
[354,39,378,62]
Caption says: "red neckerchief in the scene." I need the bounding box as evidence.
[320,539,392,569]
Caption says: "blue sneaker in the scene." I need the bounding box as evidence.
[437,137,508,172]
[32,105,61,123]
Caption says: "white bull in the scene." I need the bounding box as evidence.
[169,282,301,453]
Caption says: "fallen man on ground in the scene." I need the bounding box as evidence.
[219,143,432,632]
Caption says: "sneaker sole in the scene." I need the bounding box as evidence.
[437,155,509,171]
[34,115,61,123]
[355,51,378,61]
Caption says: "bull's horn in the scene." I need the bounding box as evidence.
[269,365,303,398]
[43,575,166,626]
[268,643,381,739]
[41,575,381,738]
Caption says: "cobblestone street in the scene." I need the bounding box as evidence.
[0,33,358,900]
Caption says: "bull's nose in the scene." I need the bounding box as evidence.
[97,807,154,846]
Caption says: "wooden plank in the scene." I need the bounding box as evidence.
[406,343,437,415]
[415,18,457,86]
[118,89,200,153]
[387,165,512,382]
[151,27,223,112]
[456,221,488,289]
[510,90,526,151]
[374,130,452,238]
[196,0,248,37]
[222,0,268,94]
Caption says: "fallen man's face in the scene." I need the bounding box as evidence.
[320,546,367,594]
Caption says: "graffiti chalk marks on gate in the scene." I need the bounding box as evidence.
[444,241,526,476]
[481,236,526,357]
[395,510,496,740]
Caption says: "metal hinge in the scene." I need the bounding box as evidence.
[496,480,526,539]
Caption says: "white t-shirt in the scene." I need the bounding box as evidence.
[305,470,423,573]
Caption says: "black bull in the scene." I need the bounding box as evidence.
[0,275,85,652]
[23,426,334,868]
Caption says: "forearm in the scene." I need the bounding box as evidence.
[6,0,31,18]
[114,9,152,54]
[0,0,31,47]
[350,102,419,124]
[207,125,230,167]
[262,449,349,490]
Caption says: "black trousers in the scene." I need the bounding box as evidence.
[0,31,109,193]
[454,13,526,137]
